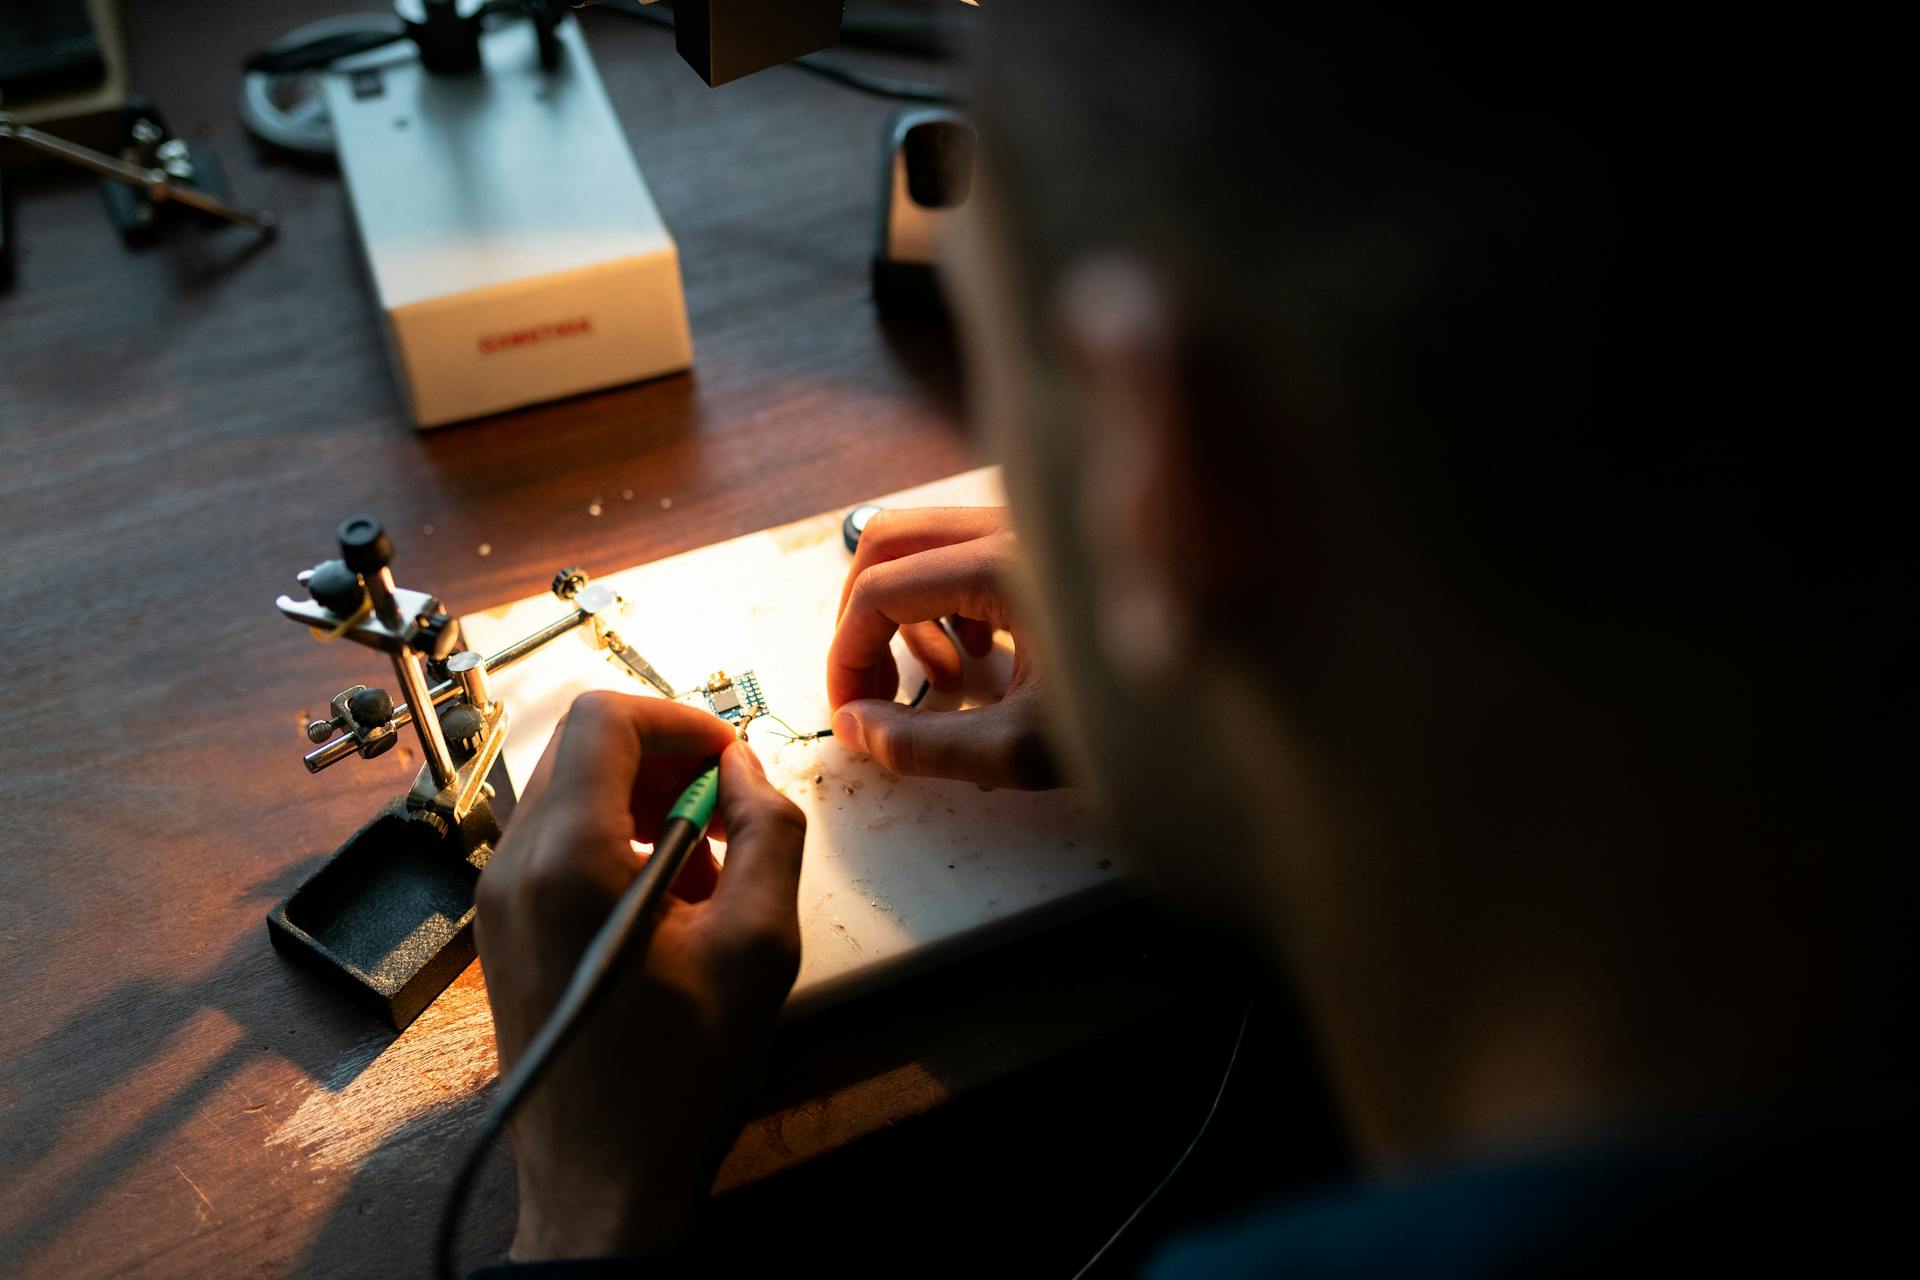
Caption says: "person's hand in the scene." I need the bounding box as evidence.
[827,506,1059,788]
[474,692,807,1262]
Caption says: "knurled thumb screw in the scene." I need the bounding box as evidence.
[552,566,589,601]
[439,702,486,765]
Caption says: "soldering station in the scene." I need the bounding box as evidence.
[4,4,1232,1276]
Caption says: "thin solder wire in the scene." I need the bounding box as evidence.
[748,676,935,746]
[755,712,828,743]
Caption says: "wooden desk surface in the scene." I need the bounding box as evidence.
[0,6,1261,1276]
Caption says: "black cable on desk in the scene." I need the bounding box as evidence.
[1072,998,1255,1279]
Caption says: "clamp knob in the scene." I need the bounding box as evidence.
[305,558,366,617]
[552,566,589,601]
[439,702,487,765]
[338,515,394,575]
[414,612,460,660]
[348,686,394,729]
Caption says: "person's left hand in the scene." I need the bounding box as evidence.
[475,692,808,1262]
[826,506,1060,789]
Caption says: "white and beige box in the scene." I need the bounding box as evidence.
[325,17,692,427]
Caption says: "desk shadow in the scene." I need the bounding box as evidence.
[876,305,965,423]
[0,859,404,1271]
[289,941,1342,1280]
[164,223,280,294]
[287,902,1169,1276]
[407,369,709,504]
[709,981,1346,1279]
[294,1095,515,1279]
[2,882,1335,1276]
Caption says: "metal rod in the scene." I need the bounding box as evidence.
[449,650,493,712]
[0,114,277,231]
[394,649,458,789]
[305,608,592,773]
[157,178,281,231]
[367,566,405,632]
[482,608,595,673]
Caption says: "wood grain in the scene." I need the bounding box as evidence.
[0,5,1258,1277]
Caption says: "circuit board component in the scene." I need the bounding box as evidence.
[698,670,767,728]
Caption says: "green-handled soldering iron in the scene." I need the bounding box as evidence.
[437,760,723,1279]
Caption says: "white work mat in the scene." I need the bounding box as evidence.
[460,468,1117,1016]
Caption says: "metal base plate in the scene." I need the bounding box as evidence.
[268,756,515,1029]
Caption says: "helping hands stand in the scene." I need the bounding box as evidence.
[268,516,666,1028]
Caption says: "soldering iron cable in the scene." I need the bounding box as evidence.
[1071,997,1254,1280]
[436,760,722,1280]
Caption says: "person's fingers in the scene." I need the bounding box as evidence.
[628,754,732,844]
[951,615,997,658]
[656,836,720,903]
[538,692,735,829]
[830,695,1060,789]
[901,619,964,690]
[495,693,736,902]
[828,537,1014,709]
[705,742,807,949]
[844,645,902,710]
[836,506,1008,622]
[612,836,722,904]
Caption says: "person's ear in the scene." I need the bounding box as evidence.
[1056,256,1203,686]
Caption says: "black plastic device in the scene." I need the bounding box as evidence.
[873,107,975,317]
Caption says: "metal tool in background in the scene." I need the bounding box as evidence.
[269,516,674,1028]
[550,564,677,699]
[0,103,278,236]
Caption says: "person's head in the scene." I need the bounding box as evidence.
[948,7,1899,1154]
